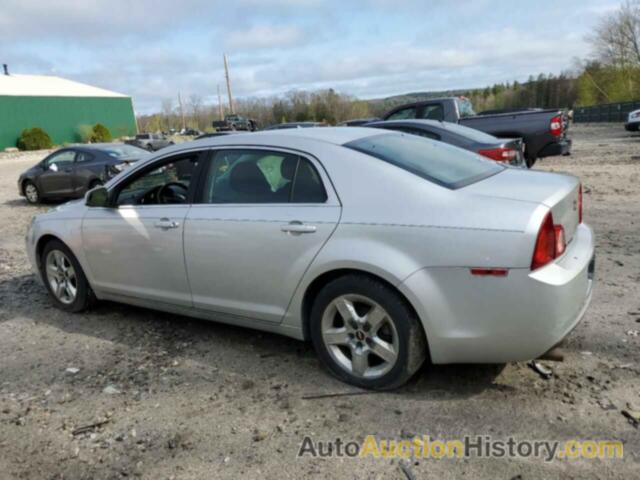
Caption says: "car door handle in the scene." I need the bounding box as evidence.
[154,218,180,229]
[281,221,316,234]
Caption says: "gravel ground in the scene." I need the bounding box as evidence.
[0,124,638,479]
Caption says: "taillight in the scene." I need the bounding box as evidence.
[578,184,583,223]
[478,147,517,162]
[554,225,566,256]
[531,213,566,270]
[550,114,562,137]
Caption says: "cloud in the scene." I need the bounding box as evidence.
[0,0,614,113]
[226,25,307,50]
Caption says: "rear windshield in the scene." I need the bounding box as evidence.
[345,133,503,189]
[103,145,148,158]
[438,122,499,143]
[456,98,476,118]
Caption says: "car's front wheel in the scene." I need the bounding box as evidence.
[310,274,427,390]
[23,181,40,204]
[41,239,94,312]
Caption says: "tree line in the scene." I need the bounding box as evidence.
[138,0,640,133]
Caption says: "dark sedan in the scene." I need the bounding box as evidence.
[18,144,149,204]
[364,119,526,168]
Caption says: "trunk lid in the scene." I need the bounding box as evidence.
[464,168,580,242]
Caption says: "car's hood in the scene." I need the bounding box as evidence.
[45,198,86,216]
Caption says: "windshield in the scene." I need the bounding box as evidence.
[103,145,148,158]
[345,133,503,189]
[456,98,476,118]
[438,122,499,143]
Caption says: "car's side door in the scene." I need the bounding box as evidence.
[38,149,77,196]
[72,150,97,195]
[184,148,341,323]
[81,150,205,307]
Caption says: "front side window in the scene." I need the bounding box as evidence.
[45,150,75,168]
[116,155,198,206]
[345,133,503,189]
[386,107,416,120]
[201,150,327,204]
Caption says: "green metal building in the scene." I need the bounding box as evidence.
[0,72,137,150]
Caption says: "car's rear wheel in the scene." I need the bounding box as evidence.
[310,274,427,390]
[24,181,40,204]
[41,239,94,312]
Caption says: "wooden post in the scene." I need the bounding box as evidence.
[224,54,234,114]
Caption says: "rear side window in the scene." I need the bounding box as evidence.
[201,150,327,204]
[76,152,94,163]
[345,133,503,189]
[292,160,327,203]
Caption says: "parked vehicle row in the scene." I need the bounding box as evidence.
[25,128,594,390]
[380,97,572,167]
[212,114,259,132]
[125,133,174,151]
[365,119,526,167]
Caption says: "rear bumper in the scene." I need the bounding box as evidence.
[400,223,595,364]
[538,138,572,158]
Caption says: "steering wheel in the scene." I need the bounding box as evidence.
[157,182,188,204]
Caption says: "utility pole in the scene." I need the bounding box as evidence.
[177,92,186,130]
[217,84,224,120]
[223,54,234,114]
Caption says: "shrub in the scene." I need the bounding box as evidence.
[77,124,94,143]
[17,128,53,151]
[91,123,112,143]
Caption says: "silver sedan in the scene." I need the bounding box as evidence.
[25,128,595,389]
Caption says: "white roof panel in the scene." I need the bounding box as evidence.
[0,74,129,98]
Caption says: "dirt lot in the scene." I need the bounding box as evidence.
[0,124,638,479]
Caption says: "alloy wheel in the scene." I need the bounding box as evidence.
[321,294,399,379]
[25,183,39,203]
[45,250,78,305]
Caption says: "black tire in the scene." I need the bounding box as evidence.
[309,274,427,390]
[147,144,154,151]
[41,239,95,313]
[23,181,40,204]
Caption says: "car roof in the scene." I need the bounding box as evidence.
[65,143,149,153]
[189,127,384,148]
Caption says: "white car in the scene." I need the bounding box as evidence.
[26,128,595,389]
[624,108,640,132]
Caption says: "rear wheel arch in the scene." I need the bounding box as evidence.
[301,268,429,356]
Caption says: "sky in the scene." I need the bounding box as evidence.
[0,0,621,114]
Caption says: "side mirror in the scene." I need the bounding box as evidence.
[49,163,58,172]
[86,186,110,208]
